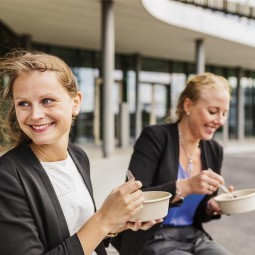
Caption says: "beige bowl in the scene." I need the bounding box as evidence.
[129,191,172,222]
[214,189,255,215]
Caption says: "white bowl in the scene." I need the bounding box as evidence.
[214,189,255,215]
[129,191,172,222]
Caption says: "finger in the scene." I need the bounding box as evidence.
[125,189,144,206]
[140,219,163,230]
[128,197,144,212]
[207,186,214,195]
[114,180,142,195]
[206,169,224,185]
[208,185,214,193]
[213,210,222,215]
[207,184,218,193]
[228,185,234,192]
[127,220,142,231]
[126,180,143,193]
[135,220,142,229]
[140,220,154,230]
[204,171,224,189]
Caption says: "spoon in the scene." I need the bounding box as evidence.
[207,168,234,199]
[219,184,234,199]
[220,184,230,193]
[126,170,135,180]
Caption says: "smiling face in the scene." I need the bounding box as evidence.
[13,70,81,148]
[184,84,230,140]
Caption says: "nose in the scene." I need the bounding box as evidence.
[30,104,45,120]
[215,113,226,126]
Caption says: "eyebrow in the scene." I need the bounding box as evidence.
[14,93,58,100]
[14,97,27,100]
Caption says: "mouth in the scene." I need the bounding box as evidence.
[205,125,217,133]
[30,122,54,131]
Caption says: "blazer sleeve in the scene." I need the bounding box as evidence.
[0,165,84,255]
[194,140,224,225]
[128,125,177,195]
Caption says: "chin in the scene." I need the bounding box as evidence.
[201,132,214,140]
[31,138,52,146]
[204,134,214,140]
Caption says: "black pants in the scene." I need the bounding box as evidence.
[141,226,232,255]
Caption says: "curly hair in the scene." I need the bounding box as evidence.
[175,72,231,122]
[0,49,79,152]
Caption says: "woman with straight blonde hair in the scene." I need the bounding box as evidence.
[112,73,233,255]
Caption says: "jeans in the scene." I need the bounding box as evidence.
[141,225,233,255]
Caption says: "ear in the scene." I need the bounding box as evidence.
[183,97,192,115]
[72,91,82,115]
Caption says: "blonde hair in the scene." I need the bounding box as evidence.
[175,72,231,121]
[0,49,79,152]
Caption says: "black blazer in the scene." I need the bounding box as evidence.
[112,122,223,255]
[0,143,106,255]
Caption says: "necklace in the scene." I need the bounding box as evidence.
[179,131,199,174]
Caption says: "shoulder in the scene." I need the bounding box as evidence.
[0,144,36,185]
[68,143,90,166]
[0,144,29,169]
[204,139,223,150]
[138,123,178,146]
[68,143,86,155]
[202,139,223,157]
[141,122,178,139]
[133,123,178,153]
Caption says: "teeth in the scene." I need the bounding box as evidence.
[32,123,52,130]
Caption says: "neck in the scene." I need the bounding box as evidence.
[30,143,68,162]
[178,121,200,146]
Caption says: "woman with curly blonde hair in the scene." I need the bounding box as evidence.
[0,49,160,255]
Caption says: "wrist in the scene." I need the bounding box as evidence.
[92,211,112,236]
[175,179,185,200]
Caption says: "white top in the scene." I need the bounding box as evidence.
[42,153,95,236]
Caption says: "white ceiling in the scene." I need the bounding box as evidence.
[1,0,255,70]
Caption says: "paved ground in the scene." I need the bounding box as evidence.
[204,152,255,255]
[82,141,255,255]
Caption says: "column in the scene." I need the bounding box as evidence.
[195,39,205,74]
[236,68,245,141]
[20,34,31,49]
[168,61,174,122]
[101,0,115,157]
[149,84,157,125]
[119,62,130,147]
[134,54,142,139]
[222,68,229,146]
[93,77,101,145]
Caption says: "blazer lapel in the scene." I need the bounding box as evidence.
[68,145,96,210]
[19,144,71,240]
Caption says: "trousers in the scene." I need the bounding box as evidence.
[141,225,233,255]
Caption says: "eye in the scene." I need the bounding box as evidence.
[223,111,228,117]
[209,110,217,115]
[17,101,30,107]
[42,98,54,105]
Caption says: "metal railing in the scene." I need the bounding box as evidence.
[174,0,255,19]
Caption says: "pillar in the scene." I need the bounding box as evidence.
[20,34,31,49]
[101,0,115,157]
[149,84,157,125]
[195,39,205,74]
[134,54,142,139]
[236,68,245,141]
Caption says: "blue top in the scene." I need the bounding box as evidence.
[163,164,205,226]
